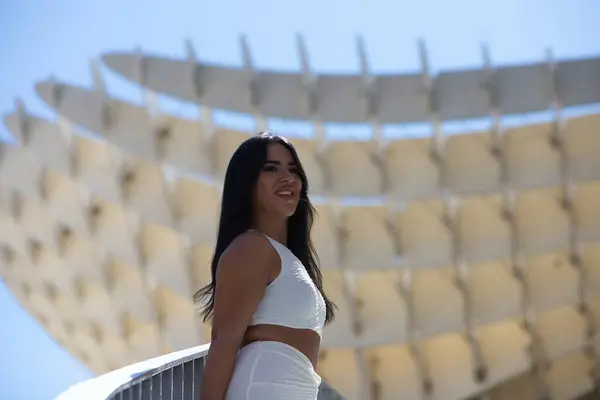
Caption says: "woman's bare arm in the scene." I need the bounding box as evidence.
[199,232,277,400]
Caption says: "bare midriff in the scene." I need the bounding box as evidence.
[242,324,321,368]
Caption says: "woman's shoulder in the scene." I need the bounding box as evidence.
[230,230,271,251]
[219,231,277,271]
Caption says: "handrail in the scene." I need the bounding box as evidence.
[100,343,346,400]
[55,344,210,400]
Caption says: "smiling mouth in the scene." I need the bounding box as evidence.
[276,190,296,200]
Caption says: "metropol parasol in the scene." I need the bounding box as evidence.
[1,38,600,399]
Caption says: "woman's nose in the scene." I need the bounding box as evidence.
[281,171,296,183]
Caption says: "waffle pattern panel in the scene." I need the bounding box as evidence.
[100,49,600,124]
[1,48,600,400]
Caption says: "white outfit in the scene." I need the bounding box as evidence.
[226,341,321,400]
[225,232,326,400]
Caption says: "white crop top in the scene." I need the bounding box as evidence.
[249,232,326,337]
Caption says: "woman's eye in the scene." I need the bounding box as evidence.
[263,165,277,172]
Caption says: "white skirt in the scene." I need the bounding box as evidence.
[226,341,321,400]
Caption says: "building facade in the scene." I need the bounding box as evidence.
[1,39,600,399]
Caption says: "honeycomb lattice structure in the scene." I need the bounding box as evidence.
[1,42,600,399]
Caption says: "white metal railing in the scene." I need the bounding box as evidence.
[55,343,346,400]
[55,343,599,399]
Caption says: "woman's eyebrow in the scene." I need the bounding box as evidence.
[265,160,296,166]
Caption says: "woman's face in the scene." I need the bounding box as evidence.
[253,142,303,218]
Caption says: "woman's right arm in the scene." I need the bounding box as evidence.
[199,232,275,400]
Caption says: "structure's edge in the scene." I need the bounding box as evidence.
[101,49,600,124]
[26,80,600,204]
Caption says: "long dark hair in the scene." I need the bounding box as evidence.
[194,132,336,324]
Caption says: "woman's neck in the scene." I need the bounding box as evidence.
[252,218,287,245]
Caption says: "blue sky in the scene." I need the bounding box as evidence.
[1,0,599,398]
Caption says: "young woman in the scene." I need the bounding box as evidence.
[195,132,336,400]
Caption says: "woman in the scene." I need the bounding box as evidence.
[195,131,336,400]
